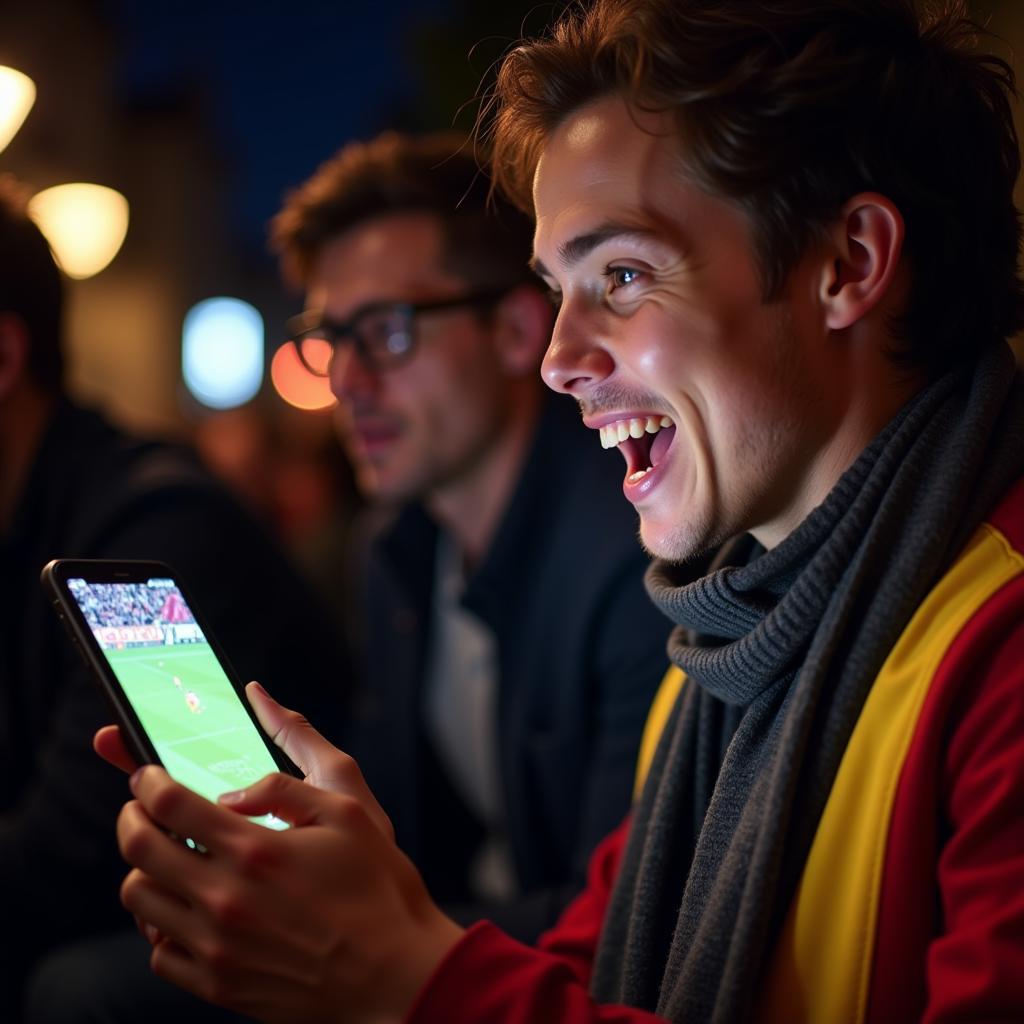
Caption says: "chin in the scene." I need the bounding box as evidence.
[357,466,424,507]
[639,513,717,565]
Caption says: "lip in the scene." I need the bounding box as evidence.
[622,456,669,503]
[346,417,403,457]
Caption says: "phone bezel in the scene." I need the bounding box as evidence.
[41,557,301,781]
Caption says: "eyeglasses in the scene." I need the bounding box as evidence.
[286,288,512,376]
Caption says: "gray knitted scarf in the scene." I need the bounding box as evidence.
[591,343,1024,1022]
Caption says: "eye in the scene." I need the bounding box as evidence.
[606,265,643,292]
[545,287,563,311]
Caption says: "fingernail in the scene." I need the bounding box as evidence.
[219,788,245,805]
[129,767,145,792]
[143,923,159,945]
[249,681,267,698]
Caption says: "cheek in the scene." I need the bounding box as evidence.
[405,360,500,449]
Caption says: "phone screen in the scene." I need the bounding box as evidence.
[65,574,288,831]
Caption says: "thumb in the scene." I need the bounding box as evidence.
[243,688,395,839]
[246,681,339,783]
[245,683,391,841]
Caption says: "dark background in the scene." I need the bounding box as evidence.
[1,0,563,433]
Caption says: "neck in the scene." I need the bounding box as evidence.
[426,382,543,570]
[754,341,927,551]
[0,386,56,536]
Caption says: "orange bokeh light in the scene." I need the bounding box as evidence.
[270,341,336,411]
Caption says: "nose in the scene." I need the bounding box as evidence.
[541,302,615,396]
[329,343,380,403]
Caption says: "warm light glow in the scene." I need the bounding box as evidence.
[271,341,336,411]
[28,183,130,279]
[0,66,35,154]
[182,297,265,410]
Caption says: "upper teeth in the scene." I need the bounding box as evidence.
[599,415,673,450]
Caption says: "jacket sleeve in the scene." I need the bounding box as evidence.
[407,817,668,1023]
[925,573,1024,1022]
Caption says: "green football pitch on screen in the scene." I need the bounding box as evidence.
[106,642,288,830]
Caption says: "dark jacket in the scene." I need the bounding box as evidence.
[346,392,670,941]
[0,401,350,1015]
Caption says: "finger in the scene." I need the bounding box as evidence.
[148,939,221,1013]
[148,938,200,994]
[117,799,203,887]
[245,681,345,782]
[94,725,138,774]
[120,867,195,950]
[219,770,349,828]
[126,767,247,860]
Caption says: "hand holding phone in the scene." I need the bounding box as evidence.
[42,558,297,831]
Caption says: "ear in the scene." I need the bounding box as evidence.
[820,193,905,331]
[0,312,30,401]
[489,284,554,376]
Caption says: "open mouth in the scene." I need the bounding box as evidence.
[598,415,676,483]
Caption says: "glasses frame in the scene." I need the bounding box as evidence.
[286,287,514,376]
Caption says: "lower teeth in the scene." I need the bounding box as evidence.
[627,466,653,483]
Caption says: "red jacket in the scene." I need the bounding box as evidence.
[407,478,1024,1023]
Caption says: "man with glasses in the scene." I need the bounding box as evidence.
[267,131,669,940]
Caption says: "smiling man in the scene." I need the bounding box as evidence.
[93,2,1024,1023]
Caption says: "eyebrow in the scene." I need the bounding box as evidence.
[530,221,659,279]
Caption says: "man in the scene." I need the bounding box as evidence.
[0,179,350,1022]
[269,132,669,935]
[93,1,1024,1021]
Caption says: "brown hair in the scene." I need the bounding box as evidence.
[0,177,64,391]
[488,0,1024,373]
[271,131,536,294]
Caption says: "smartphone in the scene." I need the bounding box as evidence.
[41,558,297,832]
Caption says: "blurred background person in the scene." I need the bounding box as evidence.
[0,178,350,1023]
[271,130,671,937]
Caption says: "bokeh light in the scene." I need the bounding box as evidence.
[270,340,336,411]
[28,183,129,279]
[0,65,35,154]
[182,297,265,410]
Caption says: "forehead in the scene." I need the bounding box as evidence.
[532,95,741,268]
[307,210,464,314]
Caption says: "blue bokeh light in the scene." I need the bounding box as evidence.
[182,296,264,409]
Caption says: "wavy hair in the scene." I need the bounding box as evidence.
[271,131,535,294]
[487,0,1024,373]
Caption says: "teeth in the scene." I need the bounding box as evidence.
[627,467,653,483]
[598,415,674,450]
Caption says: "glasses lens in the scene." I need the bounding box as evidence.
[355,307,415,367]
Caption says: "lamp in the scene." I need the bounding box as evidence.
[182,297,265,410]
[0,65,35,154]
[270,341,336,411]
[28,183,130,279]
